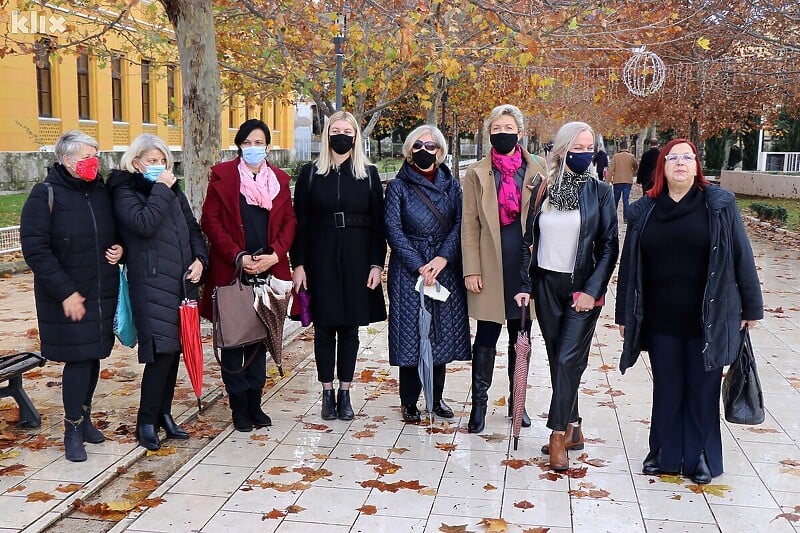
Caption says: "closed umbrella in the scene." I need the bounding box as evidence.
[417,280,434,425]
[179,274,204,411]
[512,308,531,450]
[253,276,294,377]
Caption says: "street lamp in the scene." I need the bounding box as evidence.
[334,12,347,111]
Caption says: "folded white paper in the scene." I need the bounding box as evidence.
[416,276,450,302]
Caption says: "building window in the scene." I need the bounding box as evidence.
[77,53,90,120]
[167,64,176,126]
[228,94,236,128]
[272,98,278,132]
[111,56,123,121]
[245,99,252,121]
[35,42,52,118]
[141,59,151,123]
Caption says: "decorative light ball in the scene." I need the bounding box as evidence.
[623,48,666,97]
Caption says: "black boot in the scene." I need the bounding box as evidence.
[337,389,354,421]
[690,450,712,484]
[229,392,253,432]
[158,414,190,439]
[247,389,272,427]
[64,417,87,462]
[321,390,337,420]
[136,423,160,451]
[642,449,660,476]
[507,345,531,428]
[468,346,496,433]
[80,404,106,444]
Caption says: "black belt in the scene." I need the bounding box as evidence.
[315,212,372,228]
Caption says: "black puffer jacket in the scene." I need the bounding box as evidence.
[107,170,208,363]
[21,164,119,362]
[615,185,763,373]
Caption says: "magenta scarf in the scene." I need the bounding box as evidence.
[238,158,280,210]
[491,146,523,226]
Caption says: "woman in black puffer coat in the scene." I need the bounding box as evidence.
[108,134,207,452]
[21,131,123,462]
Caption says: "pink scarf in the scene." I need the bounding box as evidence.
[238,158,280,210]
[491,146,523,226]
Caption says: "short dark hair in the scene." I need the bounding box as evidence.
[234,119,271,156]
[649,138,659,147]
[619,141,629,150]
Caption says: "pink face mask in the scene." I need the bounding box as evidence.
[73,157,99,181]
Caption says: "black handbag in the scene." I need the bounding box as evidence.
[721,325,765,425]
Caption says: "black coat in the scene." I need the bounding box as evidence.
[615,185,764,373]
[291,159,386,327]
[637,148,660,189]
[519,178,619,300]
[107,170,208,363]
[20,164,119,362]
[384,162,470,367]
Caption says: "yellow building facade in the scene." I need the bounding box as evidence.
[0,5,294,153]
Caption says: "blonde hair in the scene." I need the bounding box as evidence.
[547,121,596,185]
[119,134,174,173]
[316,111,371,179]
[484,104,525,137]
[402,125,448,166]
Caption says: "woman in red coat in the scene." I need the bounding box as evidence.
[200,119,296,432]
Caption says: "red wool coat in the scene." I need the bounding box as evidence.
[199,158,296,320]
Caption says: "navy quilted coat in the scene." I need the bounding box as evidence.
[384,162,471,367]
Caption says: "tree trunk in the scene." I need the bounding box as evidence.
[160,0,221,214]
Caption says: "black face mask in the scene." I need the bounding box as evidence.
[412,149,437,170]
[329,134,355,155]
[565,151,593,174]
[490,132,519,155]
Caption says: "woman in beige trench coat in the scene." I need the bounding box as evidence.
[461,104,547,433]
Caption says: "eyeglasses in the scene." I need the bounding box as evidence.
[664,153,696,163]
[412,140,439,152]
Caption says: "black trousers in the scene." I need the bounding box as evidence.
[314,325,359,383]
[647,334,724,477]
[533,269,601,431]
[62,360,100,420]
[474,319,532,351]
[399,364,446,405]
[138,351,179,425]
[220,343,267,395]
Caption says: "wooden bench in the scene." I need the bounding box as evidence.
[0,352,46,428]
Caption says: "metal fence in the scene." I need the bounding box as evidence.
[0,226,21,254]
[758,152,800,172]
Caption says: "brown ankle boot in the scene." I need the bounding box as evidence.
[549,432,569,471]
[541,418,584,454]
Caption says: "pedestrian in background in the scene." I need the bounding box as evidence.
[21,131,123,462]
[515,121,618,471]
[616,138,763,484]
[384,125,470,423]
[291,111,386,421]
[637,138,660,192]
[201,119,296,432]
[108,134,208,451]
[593,148,609,181]
[607,140,638,220]
[461,104,548,434]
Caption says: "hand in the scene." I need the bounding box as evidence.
[740,320,758,330]
[242,253,277,276]
[292,265,307,291]
[367,266,382,290]
[420,256,448,286]
[572,291,596,312]
[465,274,483,293]
[105,244,123,265]
[185,258,204,283]
[619,325,625,339]
[156,169,177,187]
[62,292,86,321]
[514,292,530,307]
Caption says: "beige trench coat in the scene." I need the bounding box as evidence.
[461,148,547,323]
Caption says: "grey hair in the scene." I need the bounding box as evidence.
[402,125,448,166]
[119,133,174,172]
[484,104,525,137]
[55,130,98,164]
[547,121,596,185]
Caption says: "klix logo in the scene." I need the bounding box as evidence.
[10,10,67,34]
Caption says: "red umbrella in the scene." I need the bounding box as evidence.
[180,274,204,411]
[512,309,531,450]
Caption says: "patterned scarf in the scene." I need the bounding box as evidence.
[548,170,590,211]
[491,146,523,226]
[238,158,280,210]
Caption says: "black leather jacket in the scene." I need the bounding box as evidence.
[519,177,619,300]
[615,185,763,373]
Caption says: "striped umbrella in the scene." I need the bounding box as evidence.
[512,308,531,450]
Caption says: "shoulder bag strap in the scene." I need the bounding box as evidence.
[408,182,451,232]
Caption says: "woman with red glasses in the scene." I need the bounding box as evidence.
[384,125,470,423]
[616,138,763,484]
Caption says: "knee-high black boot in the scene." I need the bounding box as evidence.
[468,346,496,433]
[507,344,531,428]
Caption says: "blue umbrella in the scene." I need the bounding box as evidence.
[417,280,434,424]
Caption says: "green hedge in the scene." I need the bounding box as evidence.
[749,202,788,225]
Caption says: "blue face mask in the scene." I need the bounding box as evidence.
[565,151,593,174]
[142,165,166,182]
[242,146,267,166]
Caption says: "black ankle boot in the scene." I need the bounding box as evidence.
[321,390,337,420]
[80,404,106,444]
[136,423,160,451]
[690,450,712,484]
[402,404,421,423]
[468,404,487,433]
[468,346,496,433]
[642,449,660,475]
[246,389,272,427]
[64,417,87,462]
[159,414,190,439]
[432,400,454,419]
[228,392,253,432]
[337,389,354,420]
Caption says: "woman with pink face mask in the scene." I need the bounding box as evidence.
[21,130,124,462]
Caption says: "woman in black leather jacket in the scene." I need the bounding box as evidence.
[515,121,618,471]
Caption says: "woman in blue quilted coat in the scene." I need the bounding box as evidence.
[384,125,470,423]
